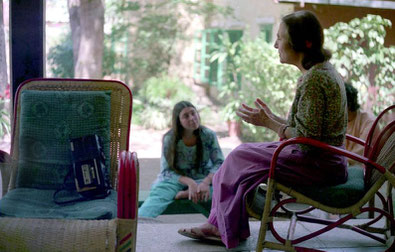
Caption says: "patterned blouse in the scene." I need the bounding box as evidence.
[287,61,347,150]
[155,126,225,183]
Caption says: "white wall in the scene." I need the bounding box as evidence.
[211,0,294,40]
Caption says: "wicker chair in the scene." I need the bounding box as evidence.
[0,78,139,252]
[246,105,395,251]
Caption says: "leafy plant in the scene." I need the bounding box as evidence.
[134,74,197,129]
[324,15,394,115]
[47,32,74,78]
[105,0,233,89]
[47,30,125,80]
[212,33,299,141]
[239,36,299,142]
[0,99,10,138]
[210,33,243,122]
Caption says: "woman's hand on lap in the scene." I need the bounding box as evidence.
[197,182,210,202]
[188,182,199,204]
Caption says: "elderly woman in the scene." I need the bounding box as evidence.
[178,10,348,249]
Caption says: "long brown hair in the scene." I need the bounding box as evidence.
[163,101,203,175]
[282,10,331,70]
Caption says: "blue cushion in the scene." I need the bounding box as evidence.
[16,90,111,189]
[0,188,117,219]
[294,165,365,208]
[248,165,365,215]
[0,90,115,220]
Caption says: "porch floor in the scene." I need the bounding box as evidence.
[136,214,391,252]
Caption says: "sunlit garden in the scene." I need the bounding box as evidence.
[1,0,394,143]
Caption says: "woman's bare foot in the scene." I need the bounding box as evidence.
[198,222,220,237]
[175,190,189,199]
[178,222,222,243]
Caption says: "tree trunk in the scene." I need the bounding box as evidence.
[0,0,8,93]
[68,0,81,70]
[67,0,104,78]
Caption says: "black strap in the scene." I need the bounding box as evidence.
[53,168,111,205]
[53,169,83,204]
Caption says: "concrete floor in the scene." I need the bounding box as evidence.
[132,127,392,251]
[136,214,391,252]
[1,127,394,251]
[135,166,392,252]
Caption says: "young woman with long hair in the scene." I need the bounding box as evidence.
[139,101,224,217]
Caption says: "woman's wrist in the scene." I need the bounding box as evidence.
[267,119,282,134]
[277,124,289,139]
[201,173,214,186]
[201,179,211,186]
[179,176,196,187]
[270,114,286,125]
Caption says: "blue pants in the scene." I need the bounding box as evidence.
[138,180,212,218]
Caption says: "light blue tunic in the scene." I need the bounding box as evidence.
[139,127,224,218]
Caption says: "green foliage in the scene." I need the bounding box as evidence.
[47,30,129,80]
[47,33,74,78]
[325,15,394,115]
[237,36,299,142]
[212,34,299,142]
[134,75,197,129]
[102,33,127,78]
[130,11,179,86]
[210,33,243,122]
[0,99,10,138]
[238,36,298,117]
[105,0,233,88]
[197,105,223,127]
[216,15,394,142]
[47,1,232,130]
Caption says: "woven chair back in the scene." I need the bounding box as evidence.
[364,105,395,189]
[9,79,132,189]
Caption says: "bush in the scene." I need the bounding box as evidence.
[47,33,74,78]
[215,35,299,142]
[324,15,394,115]
[134,75,197,129]
[0,99,10,139]
[237,37,299,142]
[47,31,126,80]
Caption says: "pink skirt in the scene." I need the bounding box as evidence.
[208,141,347,248]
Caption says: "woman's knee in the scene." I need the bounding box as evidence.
[150,182,183,199]
[226,143,252,161]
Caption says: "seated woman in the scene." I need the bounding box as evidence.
[178,10,348,249]
[344,82,376,165]
[138,101,224,218]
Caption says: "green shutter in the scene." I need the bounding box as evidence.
[259,24,273,43]
[193,29,243,88]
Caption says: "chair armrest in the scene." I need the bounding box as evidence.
[117,151,139,219]
[268,137,386,180]
[0,150,11,196]
[346,134,365,146]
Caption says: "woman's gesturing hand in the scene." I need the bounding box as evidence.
[255,98,274,119]
[236,98,272,127]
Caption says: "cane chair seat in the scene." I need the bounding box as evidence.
[247,105,395,251]
[248,165,365,218]
[0,78,139,252]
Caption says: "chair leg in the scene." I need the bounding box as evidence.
[387,182,394,236]
[256,179,276,252]
[286,213,297,246]
[368,197,375,218]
